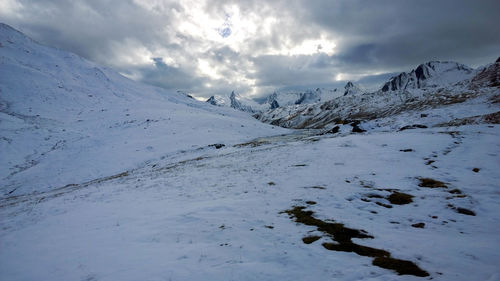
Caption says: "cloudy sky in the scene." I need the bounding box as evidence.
[1,0,499,98]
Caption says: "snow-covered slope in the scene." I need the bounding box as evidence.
[0,23,286,196]
[343,81,365,96]
[257,60,499,129]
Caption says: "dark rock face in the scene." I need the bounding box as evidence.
[270,99,279,109]
[344,81,354,96]
[206,96,217,105]
[343,81,364,96]
[381,61,472,92]
[399,124,428,131]
[229,91,238,107]
[496,56,500,63]
[267,92,279,109]
[230,91,254,112]
[381,72,411,92]
[352,124,366,133]
[471,61,500,88]
[295,93,306,104]
[208,143,225,149]
[319,126,339,135]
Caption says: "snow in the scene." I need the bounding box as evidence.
[1,23,500,281]
[1,125,500,280]
[0,23,287,196]
[206,88,342,113]
[256,60,498,130]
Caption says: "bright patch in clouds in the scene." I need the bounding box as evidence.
[3,0,498,98]
[197,58,221,80]
[268,37,337,56]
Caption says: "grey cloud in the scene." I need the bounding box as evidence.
[250,54,339,87]
[1,0,498,98]
[134,57,207,91]
[299,0,500,70]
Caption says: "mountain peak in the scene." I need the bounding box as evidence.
[381,61,473,92]
[343,81,364,96]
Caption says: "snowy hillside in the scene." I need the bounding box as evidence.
[0,23,286,196]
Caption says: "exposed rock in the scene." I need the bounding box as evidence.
[399,124,428,131]
[343,81,365,96]
[208,143,225,149]
[411,223,425,228]
[270,99,279,109]
[381,61,473,92]
[351,124,366,133]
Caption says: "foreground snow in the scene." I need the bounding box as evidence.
[1,124,500,280]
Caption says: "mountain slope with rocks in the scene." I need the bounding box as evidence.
[256,60,499,130]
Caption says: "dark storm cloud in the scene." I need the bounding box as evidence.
[6,0,168,62]
[1,0,499,98]
[250,54,339,87]
[136,57,207,91]
[299,0,500,70]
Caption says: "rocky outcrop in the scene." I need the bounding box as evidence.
[230,91,254,113]
[343,81,365,96]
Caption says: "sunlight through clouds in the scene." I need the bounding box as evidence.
[2,0,498,98]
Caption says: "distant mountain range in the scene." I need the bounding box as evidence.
[205,87,346,112]
[256,59,499,129]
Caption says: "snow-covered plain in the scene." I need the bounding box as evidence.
[1,23,500,280]
[2,125,500,280]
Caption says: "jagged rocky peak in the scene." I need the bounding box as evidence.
[229,91,254,113]
[343,81,364,96]
[229,91,238,106]
[206,96,218,105]
[270,99,279,109]
[381,61,474,92]
[267,92,280,109]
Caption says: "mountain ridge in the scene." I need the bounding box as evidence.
[256,59,499,129]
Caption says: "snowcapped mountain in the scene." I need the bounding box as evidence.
[343,81,365,96]
[0,23,286,196]
[381,61,474,93]
[206,95,228,106]
[206,87,341,113]
[257,60,499,129]
[266,87,340,108]
[205,91,266,113]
